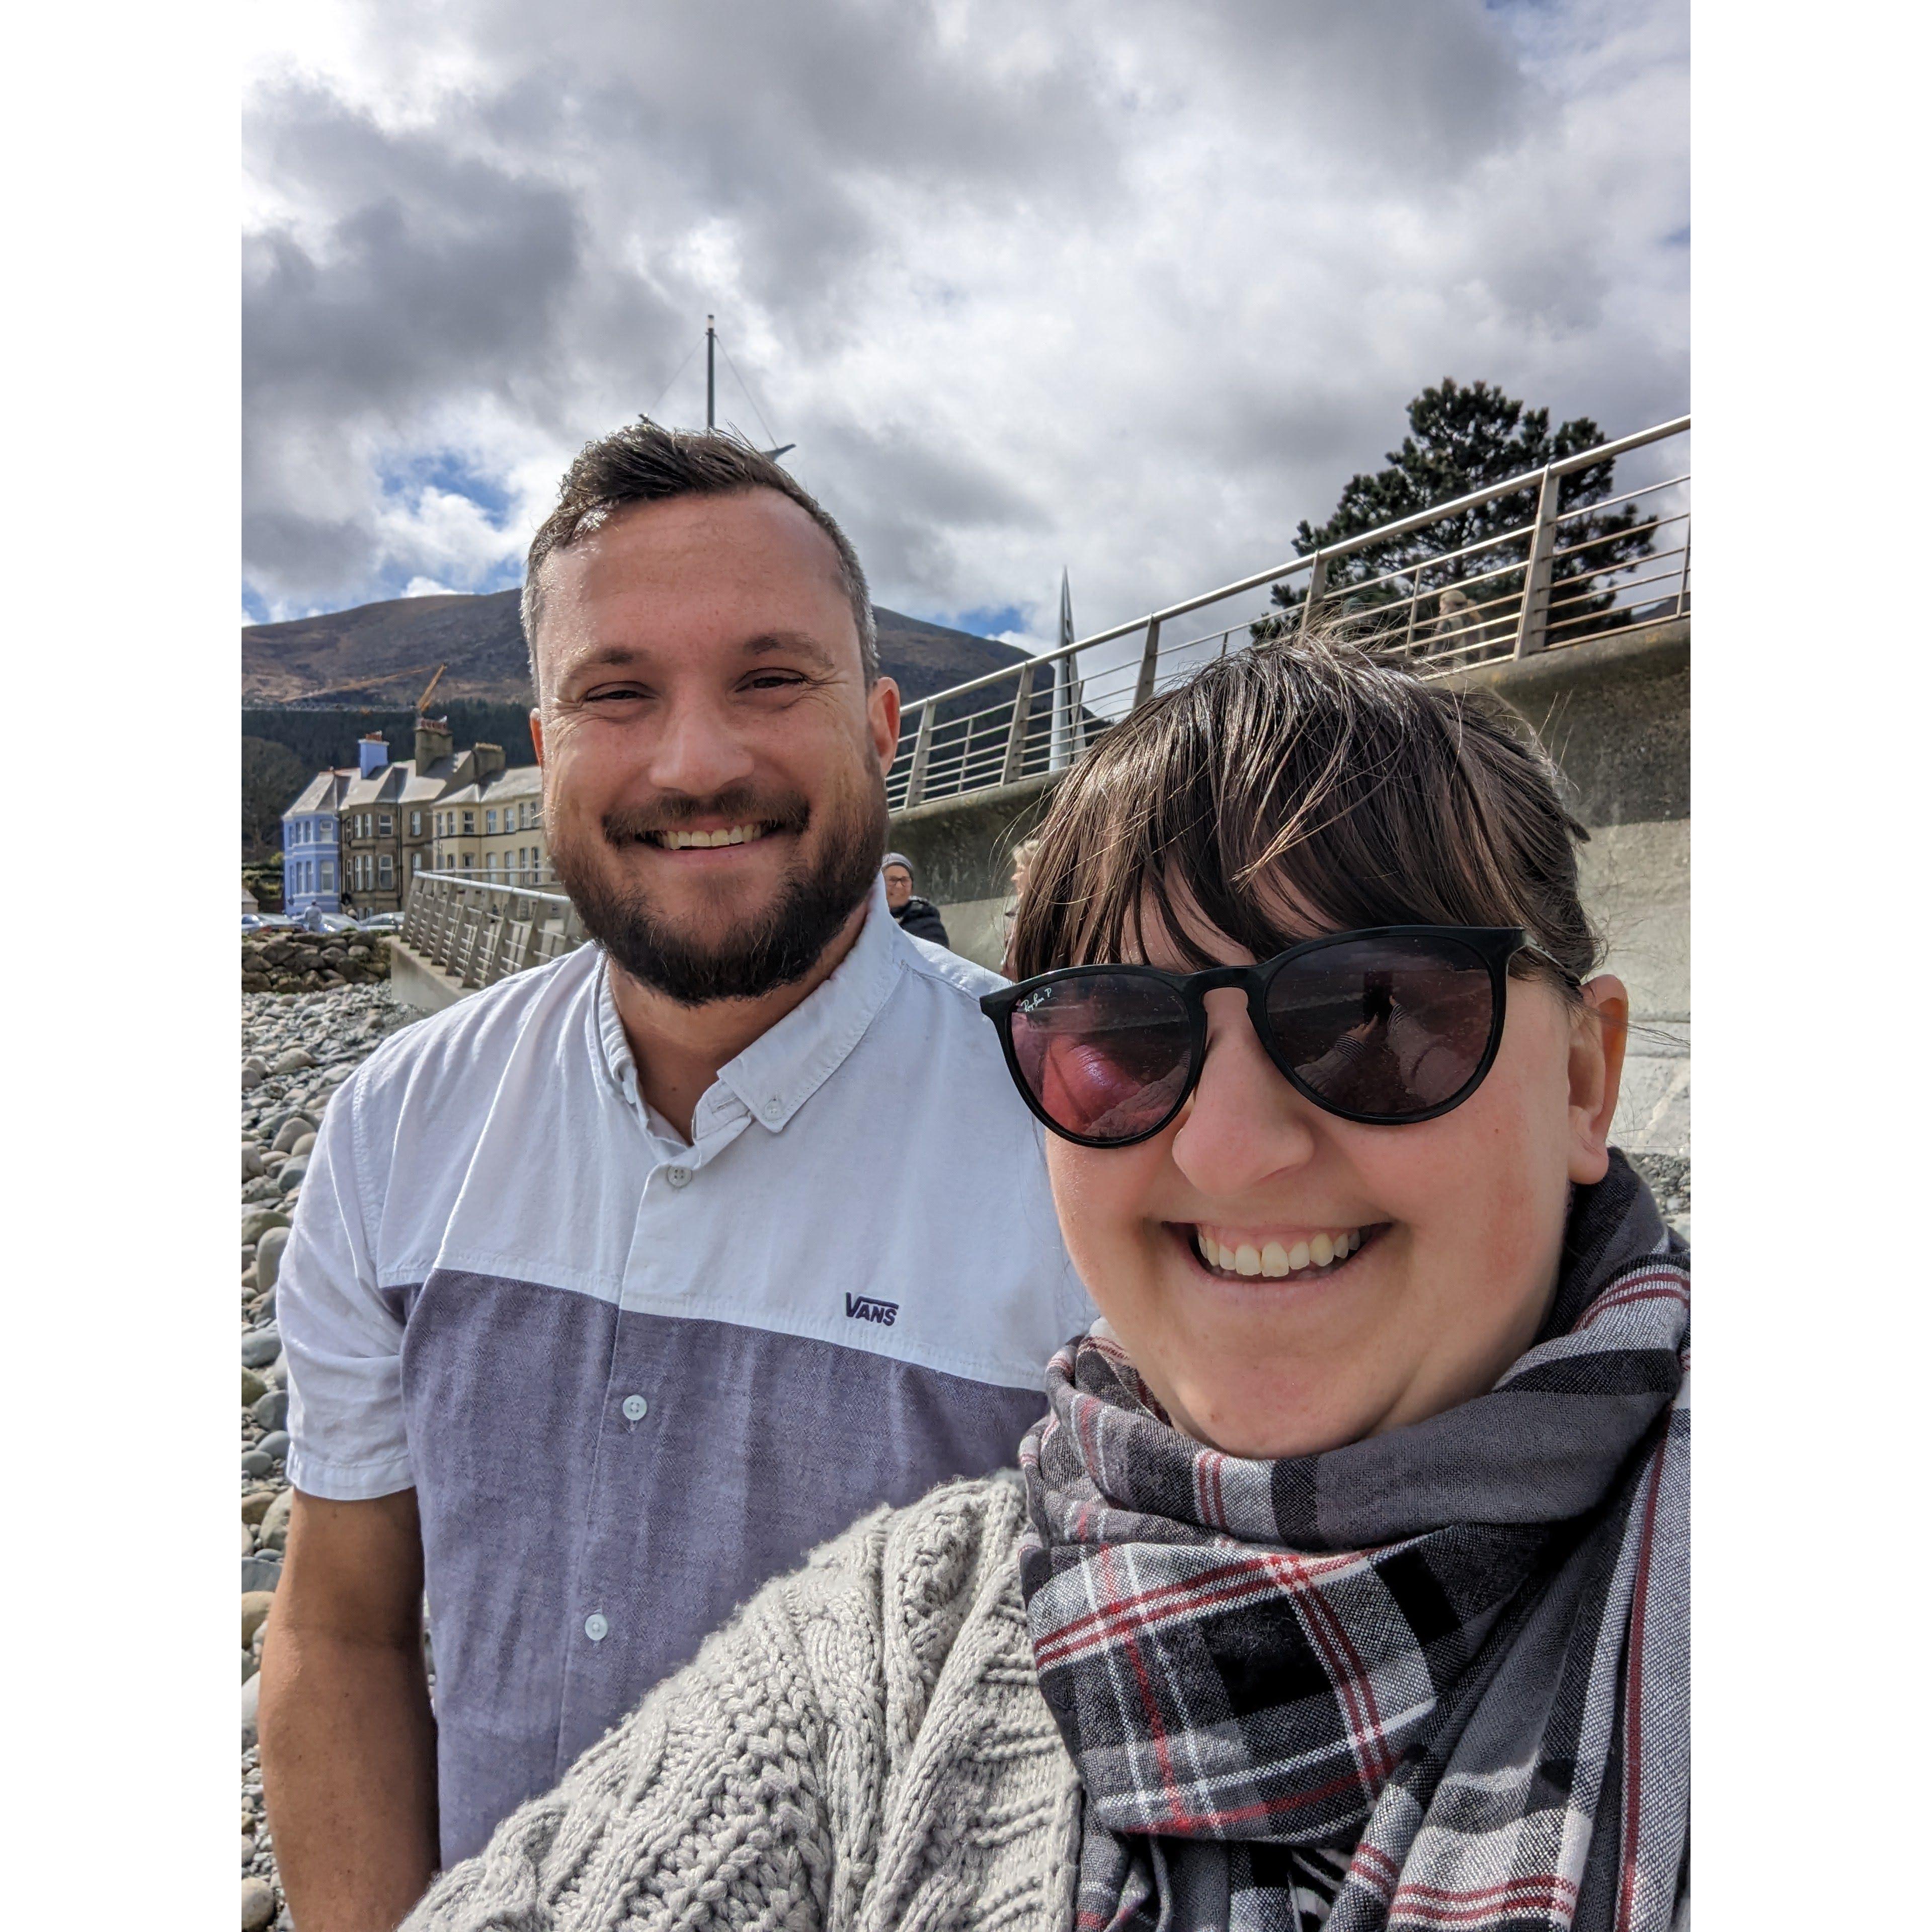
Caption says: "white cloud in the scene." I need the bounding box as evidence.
[244,0,1686,642]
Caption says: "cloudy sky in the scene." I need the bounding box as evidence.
[243,0,1687,648]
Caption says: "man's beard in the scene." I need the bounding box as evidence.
[550,778,889,1006]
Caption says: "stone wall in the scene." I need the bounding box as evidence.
[241,931,391,995]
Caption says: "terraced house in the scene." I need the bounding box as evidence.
[331,719,526,915]
[281,769,353,916]
[432,760,550,886]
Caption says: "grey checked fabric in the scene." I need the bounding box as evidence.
[1018,1154,1689,1932]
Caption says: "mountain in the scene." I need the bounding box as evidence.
[242,588,1028,708]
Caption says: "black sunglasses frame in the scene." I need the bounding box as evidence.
[980,925,1571,1148]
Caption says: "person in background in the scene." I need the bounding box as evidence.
[1000,832,1043,977]
[259,422,1088,1932]
[882,851,949,946]
[398,631,1686,1932]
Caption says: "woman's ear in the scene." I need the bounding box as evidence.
[1567,974,1629,1184]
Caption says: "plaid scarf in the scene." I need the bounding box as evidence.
[1017,1153,1688,1932]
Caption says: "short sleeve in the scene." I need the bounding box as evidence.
[281,1077,415,1499]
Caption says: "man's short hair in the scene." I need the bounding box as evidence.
[521,420,878,697]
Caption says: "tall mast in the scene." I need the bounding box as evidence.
[705,314,716,432]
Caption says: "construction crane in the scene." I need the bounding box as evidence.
[416,662,447,715]
[300,658,450,707]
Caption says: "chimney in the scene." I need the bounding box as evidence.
[473,742,507,782]
[414,715,453,769]
[359,734,390,778]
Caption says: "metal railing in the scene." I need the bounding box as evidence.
[399,872,586,991]
[887,416,1689,812]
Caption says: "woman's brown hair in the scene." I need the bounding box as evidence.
[1006,629,1600,992]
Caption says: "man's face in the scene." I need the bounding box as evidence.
[883,864,913,910]
[531,489,901,1004]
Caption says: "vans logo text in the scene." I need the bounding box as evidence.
[844,1294,899,1327]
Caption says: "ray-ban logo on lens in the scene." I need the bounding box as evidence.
[845,1294,898,1326]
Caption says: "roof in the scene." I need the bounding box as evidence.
[283,769,354,819]
[399,758,455,803]
[442,761,541,810]
[341,762,411,810]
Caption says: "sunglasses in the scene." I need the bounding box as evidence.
[980,926,1575,1147]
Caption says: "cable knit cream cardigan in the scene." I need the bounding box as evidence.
[402,1472,1083,1932]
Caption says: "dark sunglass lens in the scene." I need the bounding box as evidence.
[1265,935,1496,1120]
[1008,975,1194,1143]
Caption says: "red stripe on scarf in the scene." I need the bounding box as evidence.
[1032,1550,1360,1667]
[1616,1438,1668,1932]
[1262,1547,1400,1789]
[1577,1267,1688,1330]
[1388,1875,1580,1926]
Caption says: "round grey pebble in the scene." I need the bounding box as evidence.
[255,1226,291,1295]
[257,1430,291,1463]
[240,1448,274,1478]
[241,1873,275,1929]
[252,1388,289,1432]
[240,1330,281,1370]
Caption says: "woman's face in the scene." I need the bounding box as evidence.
[1044,903,1629,1459]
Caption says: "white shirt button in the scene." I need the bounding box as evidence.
[762,1099,784,1121]
[584,1613,609,1642]
[666,1166,691,1188]
[621,1394,649,1422]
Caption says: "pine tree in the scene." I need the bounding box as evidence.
[1252,378,1653,652]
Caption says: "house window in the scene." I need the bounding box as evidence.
[411,850,422,873]
[320,861,334,889]
[486,852,498,873]
[462,811,475,834]
[379,855,394,887]
[461,852,473,870]
[378,813,393,835]
[410,810,422,837]
[486,809,498,834]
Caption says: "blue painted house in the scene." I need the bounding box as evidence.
[281,767,354,916]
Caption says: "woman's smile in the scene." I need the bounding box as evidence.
[1170,1218,1391,1283]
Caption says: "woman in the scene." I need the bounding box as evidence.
[405,634,1687,1932]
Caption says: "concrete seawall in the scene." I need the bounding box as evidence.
[888,620,1689,1157]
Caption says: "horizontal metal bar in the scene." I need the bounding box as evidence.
[897,417,1688,721]
[1551,472,1691,522]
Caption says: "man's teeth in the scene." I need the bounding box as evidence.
[655,824,770,850]
[1193,1227,1364,1277]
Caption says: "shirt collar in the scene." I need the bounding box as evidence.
[592,874,909,1135]
[718,875,905,1132]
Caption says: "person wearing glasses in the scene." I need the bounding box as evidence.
[401,632,1688,1932]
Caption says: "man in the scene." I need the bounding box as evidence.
[259,424,1090,1930]
[881,850,949,947]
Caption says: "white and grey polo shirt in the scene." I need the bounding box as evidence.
[278,879,1091,1865]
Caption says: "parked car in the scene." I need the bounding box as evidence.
[245,913,298,931]
[356,911,404,932]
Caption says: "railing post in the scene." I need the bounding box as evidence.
[1132,618,1163,710]
[1298,552,1328,636]
[905,706,934,808]
[1674,532,1691,618]
[1000,658,1038,785]
[1514,467,1561,659]
[1049,654,1073,772]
